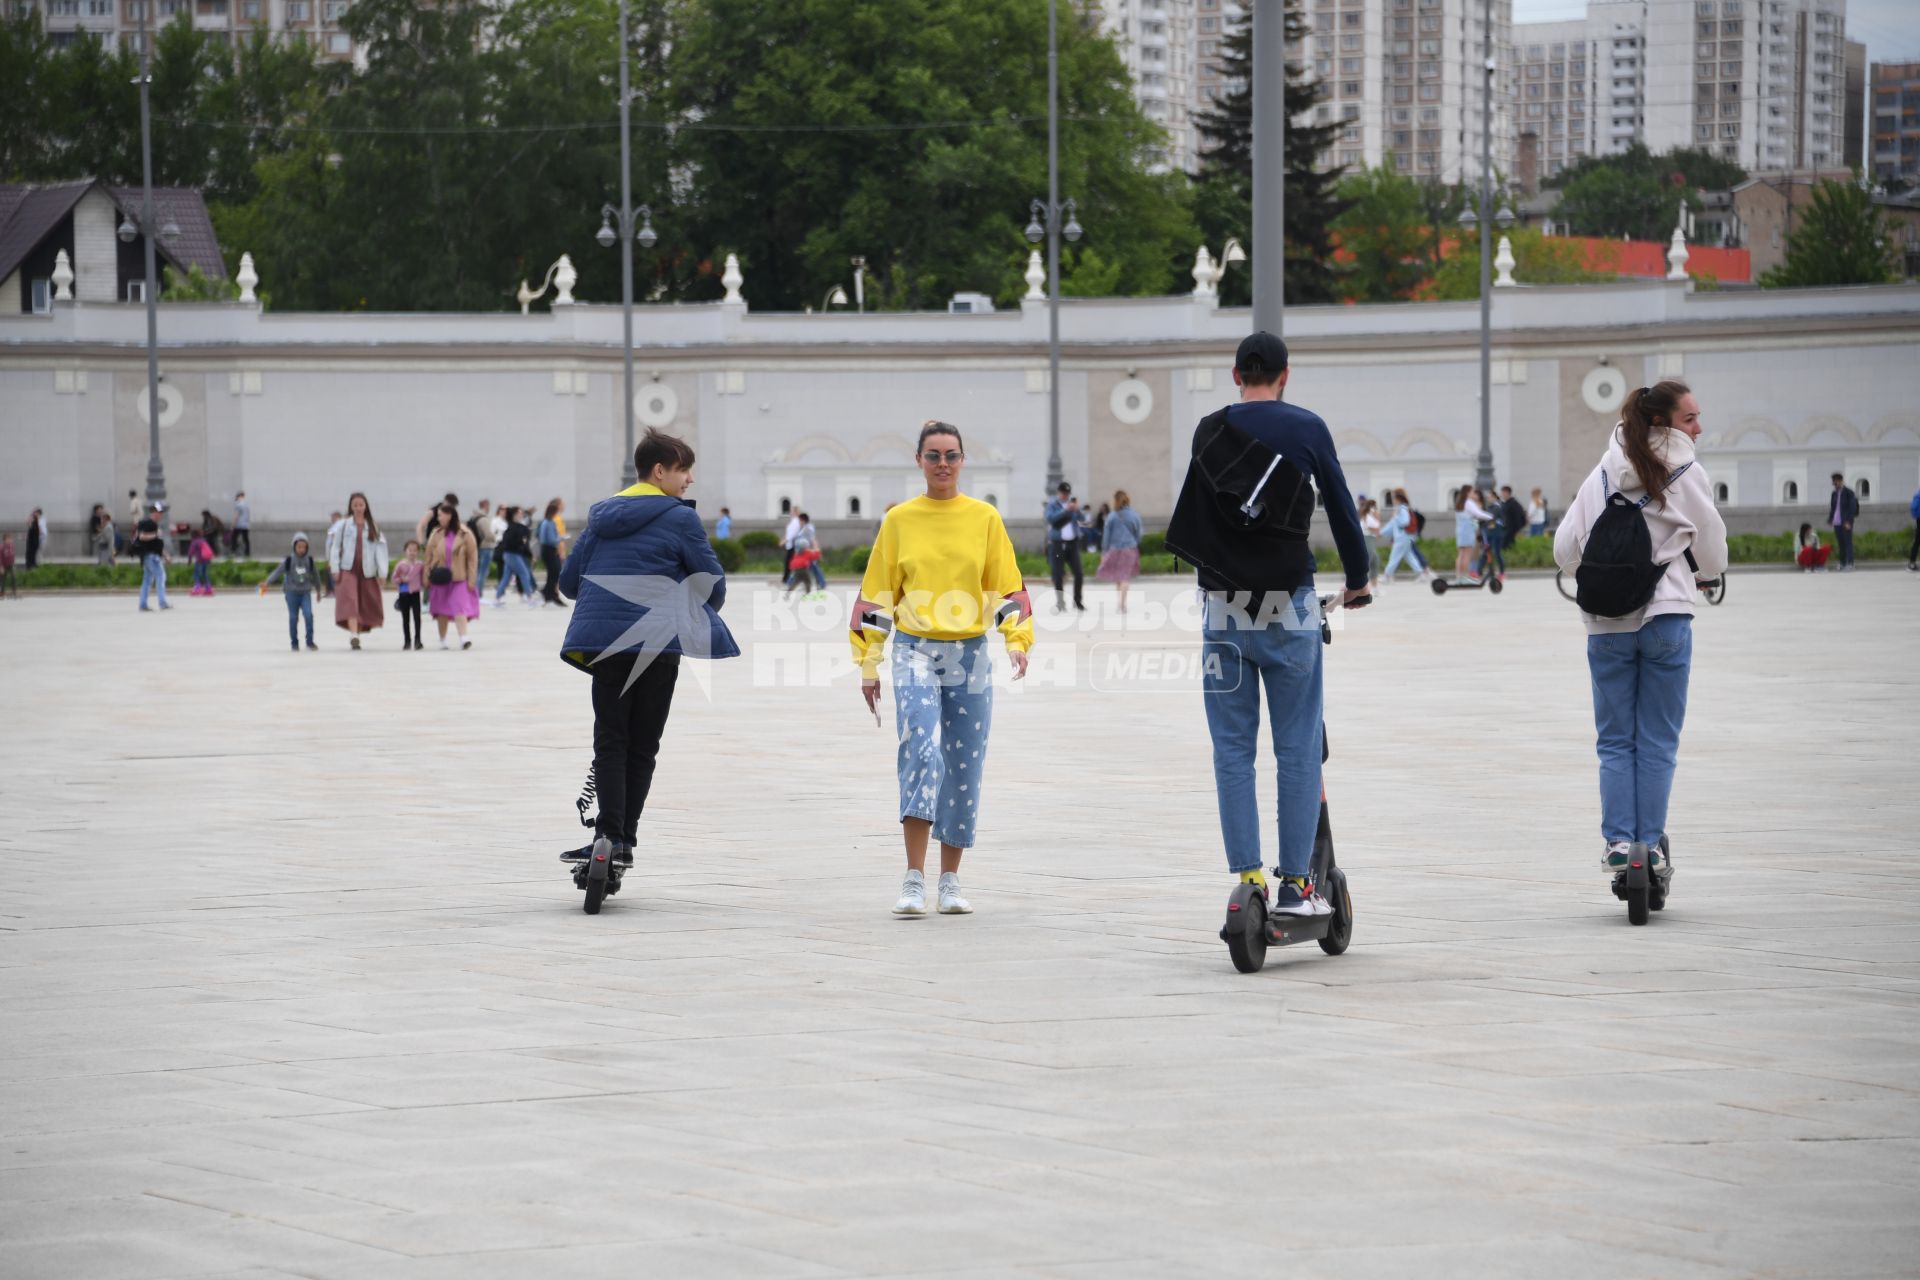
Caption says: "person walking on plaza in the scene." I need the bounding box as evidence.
[25,508,45,570]
[1168,332,1371,918]
[469,498,498,592]
[415,491,458,545]
[1828,472,1859,571]
[537,499,567,606]
[232,491,251,557]
[1498,486,1527,548]
[1378,489,1429,585]
[1044,481,1084,612]
[188,530,217,596]
[853,421,1033,918]
[493,505,537,606]
[714,507,732,540]
[259,532,322,651]
[1527,486,1548,536]
[557,429,738,872]
[423,504,479,649]
[780,508,804,591]
[0,533,18,599]
[125,489,144,536]
[1553,380,1728,895]
[1096,488,1145,613]
[131,503,170,611]
[326,493,387,650]
[390,539,426,649]
[1358,497,1384,592]
[90,505,116,566]
[1909,486,1920,572]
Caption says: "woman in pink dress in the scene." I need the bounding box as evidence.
[326,493,387,650]
[423,503,480,650]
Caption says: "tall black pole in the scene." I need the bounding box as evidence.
[138,8,165,508]
[1045,0,1063,495]
[618,0,638,487]
[1475,0,1496,492]
[1252,0,1285,336]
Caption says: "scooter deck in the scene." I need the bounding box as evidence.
[1263,910,1334,946]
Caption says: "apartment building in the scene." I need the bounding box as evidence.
[17,0,359,62]
[1510,2,1652,187]
[1287,0,1517,184]
[1095,0,1199,172]
[1872,61,1920,187]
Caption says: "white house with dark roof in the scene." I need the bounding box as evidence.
[0,178,226,314]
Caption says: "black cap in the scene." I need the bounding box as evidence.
[1235,331,1288,378]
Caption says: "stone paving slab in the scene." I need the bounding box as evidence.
[1,571,1916,1277]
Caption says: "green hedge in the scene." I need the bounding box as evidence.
[738,530,781,552]
[709,537,745,572]
[19,559,280,589]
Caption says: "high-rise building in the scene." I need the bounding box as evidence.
[1522,0,1853,174]
[1844,38,1866,168]
[15,0,360,63]
[1871,62,1920,187]
[1511,1,1645,186]
[1095,0,1199,172]
[1287,0,1517,186]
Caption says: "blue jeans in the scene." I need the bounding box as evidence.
[191,560,211,589]
[495,551,535,601]
[1201,587,1324,877]
[476,545,494,588]
[892,633,993,849]
[139,554,169,608]
[285,592,314,646]
[1587,615,1692,847]
[1382,535,1423,580]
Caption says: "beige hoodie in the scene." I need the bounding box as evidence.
[1553,425,1730,635]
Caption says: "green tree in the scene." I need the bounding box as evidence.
[1554,163,1684,241]
[1331,162,1434,302]
[1191,0,1345,306]
[667,0,1194,311]
[1430,227,1605,300]
[1761,179,1899,287]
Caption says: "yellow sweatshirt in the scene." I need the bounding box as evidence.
[850,493,1034,679]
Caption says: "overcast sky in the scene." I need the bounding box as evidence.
[1510,0,1920,63]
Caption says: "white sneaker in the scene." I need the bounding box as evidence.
[937,872,972,915]
[892,870,926,917]
[1601,841,1633,874]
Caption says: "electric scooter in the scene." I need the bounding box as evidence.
[1430,523,1505,596]
[1611,836,1673,926]
[1218,594,1363,973]
[560,766,626,914]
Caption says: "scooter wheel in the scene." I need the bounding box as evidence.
[1318,868,1353,956]
[583,842,611,916]
[1429,578,1448,595]
[1625,883,1649,926]
[1222,883,1269,974]
[1488,576,1503,595]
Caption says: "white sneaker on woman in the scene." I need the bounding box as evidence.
[893,870,926,917]
[937,872,972,915]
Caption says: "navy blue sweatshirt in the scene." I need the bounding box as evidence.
[1219,398,1371,594]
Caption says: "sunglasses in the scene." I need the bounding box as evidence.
[921,450,964,464]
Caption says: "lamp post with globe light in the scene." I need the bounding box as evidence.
[123,3,178,509]
[1459,0,1513,494]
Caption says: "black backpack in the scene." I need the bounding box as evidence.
[1165,409,1315,590]
[1574,464,1696,618]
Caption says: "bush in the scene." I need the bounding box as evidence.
[739,530,781,553]
[848,545,871,574]
[709,537,745,573]
[1138,531,1167,557]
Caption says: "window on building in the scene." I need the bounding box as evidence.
[1419,84,1439,101]
[1723,101,1740,116]
[1697,124,1714,139]
[1527,64,1543,79]
[1341,80,1360,97]
[241,0,259,15]
[30,279,51,314]
[1340,57,1360,73]
[1393,85,1412,102]
[1722,122,1739,137]
[285,0,308,17]
[1419,108,1437,123]
[1714,482,1729,502]
[326,30,349,53]
[1782,479,1798,502]
[1342,10,1360,26]
[1340,34,1360,51]
[779,497,792,515]
[126,280,147,303]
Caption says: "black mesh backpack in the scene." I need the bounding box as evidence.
[1574,464,1696,618]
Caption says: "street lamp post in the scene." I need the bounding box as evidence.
[1251,0,1286,336]
[1461,0,1512,494]
[596,198,657,486]
[1029,0,1085,497]
[131,8,166,508]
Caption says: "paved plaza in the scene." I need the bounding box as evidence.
[2,570,1917,1279]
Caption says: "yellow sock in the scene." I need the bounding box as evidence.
[1239,869,1266,887]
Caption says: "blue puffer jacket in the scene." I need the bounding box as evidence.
[558,491,739,671]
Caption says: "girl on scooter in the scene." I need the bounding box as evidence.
[851,421,1033,918]
[1453,486,1491,583]
[1552,381,1728,894]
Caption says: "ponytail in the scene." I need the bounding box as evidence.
[1618,379,1690,510]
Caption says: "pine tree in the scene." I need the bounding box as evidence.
[1192,0,1346,306]
[1761,179,1899,288]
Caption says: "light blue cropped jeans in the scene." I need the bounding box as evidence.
[892,632,994,850]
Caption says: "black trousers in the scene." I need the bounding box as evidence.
[1833,524,1854,567]
[25,527,39,569]
[1048,539,1084,606]
[233,528,250,557]
[1908,519,1919,566]
[590,653,681,846]
[397,591,422,645]
[540,545,563,602]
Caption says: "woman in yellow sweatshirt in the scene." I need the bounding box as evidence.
[852,421,1034,917]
